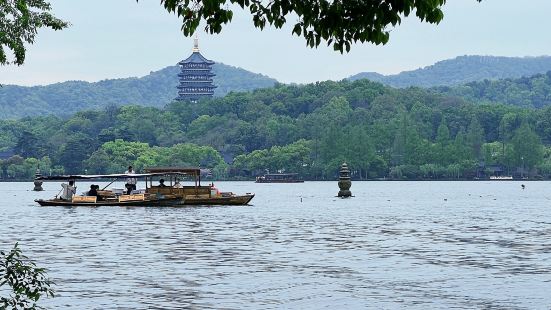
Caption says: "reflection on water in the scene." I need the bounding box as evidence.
[1,181,551,309]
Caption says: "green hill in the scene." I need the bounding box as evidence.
[349,55,551,88]
[0,63,277,119]
[5,55,551,119]
[2,79,551,180]
[434,71,551,108]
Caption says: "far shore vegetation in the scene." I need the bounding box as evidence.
[1,78,551,181]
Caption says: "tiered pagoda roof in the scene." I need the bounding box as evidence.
[175,37,217,102]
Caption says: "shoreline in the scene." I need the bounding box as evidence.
[0,179,546,183]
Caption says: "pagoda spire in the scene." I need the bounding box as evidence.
[192,34,199,52]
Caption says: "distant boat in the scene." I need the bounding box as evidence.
[255,173,304,183]
[489,175,513,180]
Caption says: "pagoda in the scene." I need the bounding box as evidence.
[175,37,217,101]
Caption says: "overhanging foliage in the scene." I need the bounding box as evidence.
[0,0,68,65]
[146,0,481,53]
[0,243,55,309]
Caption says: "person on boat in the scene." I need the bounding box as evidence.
[125,165,137,194]
[210,182,220,197]
[88,184,98,196]
[87,184,103,201]
[159,179,167,187]
[60,180,76,201]
[173,179,183,188]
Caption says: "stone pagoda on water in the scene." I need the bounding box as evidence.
[175,37,217,101]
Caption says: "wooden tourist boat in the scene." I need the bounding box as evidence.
[35,195,183,207]
[35,173,184,207]
[489,175,514,180]
[144,167,255,205]
[255,173,304,183]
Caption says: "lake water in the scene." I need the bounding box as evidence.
[1,181,551,309]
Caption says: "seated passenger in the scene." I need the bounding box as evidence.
[159,179,167,187]
[88,184,98,196]
[173,179,183,188]
[88,184,103,201]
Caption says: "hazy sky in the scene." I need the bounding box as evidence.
[2,0,551,86]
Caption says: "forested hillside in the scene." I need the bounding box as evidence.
[4,55,551,120]
[2,79,551,181]
[0,63,277,119]
[349,55,551,88]
[435,71,551,109]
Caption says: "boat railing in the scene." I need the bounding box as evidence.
[148,186,211,197]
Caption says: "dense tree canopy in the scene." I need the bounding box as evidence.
[2,78,551,181]
[435,71,551,108]
[152,0,480,52]
[0,0,68,65]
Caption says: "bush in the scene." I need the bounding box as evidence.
[1,243,54,309]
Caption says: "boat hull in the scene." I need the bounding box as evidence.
[255,180,304,183]
[35,197,183,207]
[182,194,255,205]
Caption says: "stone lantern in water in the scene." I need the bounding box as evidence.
[33,167,43,191]
[337,162,352,198]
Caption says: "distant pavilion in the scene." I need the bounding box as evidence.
[175,37,217,101]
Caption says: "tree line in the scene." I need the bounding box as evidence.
[435,71,551,109]
[1,79,551,180]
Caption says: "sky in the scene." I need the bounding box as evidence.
[1,0,551,86]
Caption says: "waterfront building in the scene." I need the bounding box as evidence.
[175,37,216,101]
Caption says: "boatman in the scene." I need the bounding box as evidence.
[60,180,76,201]
[125,165,137,194]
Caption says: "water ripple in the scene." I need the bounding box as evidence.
[1,181,551,309]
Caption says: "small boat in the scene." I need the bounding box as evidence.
[489,175,514,180]
[35,195,183,207]
[144,167,255,205]
[35,173,185,207]
[255,173,304,183]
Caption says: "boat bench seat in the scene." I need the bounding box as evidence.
[97,190,116,197]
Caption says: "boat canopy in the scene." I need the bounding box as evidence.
[265,173,299,177]
[36,173,171,181]
[38,168,204,182]
[145,167,201,175]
